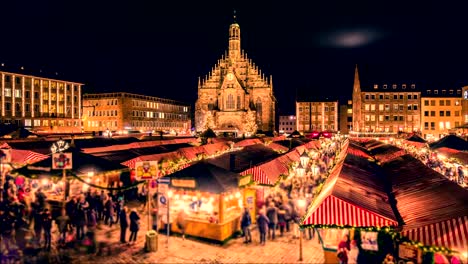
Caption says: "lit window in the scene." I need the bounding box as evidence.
[4,88,11,97]
[374,84,378,89]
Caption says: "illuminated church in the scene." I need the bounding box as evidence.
[195,17,276,136]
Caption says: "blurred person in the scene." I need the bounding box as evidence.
[337,234,350,264]
[129,209,140,244]
[119,206,129,243]
[256,209,269,245]
[240,207,252,244]
[56,209,70,244]
[176,208,187,240]
[266,202,278,240]
[382,253,395,264]
[348,240,359,264]
[42,208,52,251]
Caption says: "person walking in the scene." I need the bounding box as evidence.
[104,198,115,227]
[119,207,128,243]
[129,209,140,244]
[348,240,360,264]
[256,210,269,246]
[42,208,53,251]
[241,207,252,243]
[56,209,70,244]
[266,202,278,240]
[176,208,187,240]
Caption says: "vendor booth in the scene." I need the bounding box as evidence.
[11,147,130,210]
[301,143,400,264]
[162,161,243,242]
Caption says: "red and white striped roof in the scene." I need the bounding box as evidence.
[301,195,398,227]
[240,166,275,185]
[402,216,468,253]
[12,149,48,164]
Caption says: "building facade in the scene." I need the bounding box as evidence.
[278,115,296,134]
[0,70,82,133]
[421,89,462,140]
[462,86,468,127]
[296,100,339,133]
[195,20,275,136]
[352,66,421,134]
[82,92,191,135]
[339,100,353,134]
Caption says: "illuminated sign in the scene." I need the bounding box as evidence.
[239,175,252,187]
[50,139,70,154]
[171,178,196,188]
[52,153,73,170]
[135,161,158,180]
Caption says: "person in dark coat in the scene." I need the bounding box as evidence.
[42,208,53,251]
[256,210,269,245]
[266,202,278,240]
[56,209,70,244]
[240,207,252,243]
[119,207,128,243]
[128,209,140,243]
[104,198,115,227]
[75,197,87,240]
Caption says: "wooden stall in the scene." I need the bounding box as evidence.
[162,161,243,242]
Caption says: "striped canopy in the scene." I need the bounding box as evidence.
[402,216,468,253]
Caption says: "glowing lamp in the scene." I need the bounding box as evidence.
[168,190,173,198]
[235,192,241,198]
[87,171,94,177]
[300,151,310,167]
[296,163,305,177]
[297,198,306,209]
[41,179,49,186]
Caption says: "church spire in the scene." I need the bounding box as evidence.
[228,11,241,60]
[352,64,362,132]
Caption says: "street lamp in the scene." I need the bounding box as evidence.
[167,189,173,246]
[300,151,310,168]
[296,163,305,178]
[297,198,307,262]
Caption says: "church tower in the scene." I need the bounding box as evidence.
[352,65,362,132]
[195,13,276,137]
[228,12,241,60]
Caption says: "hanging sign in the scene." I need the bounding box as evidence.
[135,161,158,180]
[171,178,196,188]
[52,153,73,170]
[50,139,70,154]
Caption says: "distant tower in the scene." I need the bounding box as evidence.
[229,10,241,60]
[352,65,362,132]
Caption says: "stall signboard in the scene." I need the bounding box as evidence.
[239,175,252,187]
[0,148,11,163]
[52,153,72,170]
[171,178,196,189]
[360,231,379,251]
[398,243,419,263]
[135,161,158,180]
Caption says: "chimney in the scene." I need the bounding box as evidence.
[229,154,236,171]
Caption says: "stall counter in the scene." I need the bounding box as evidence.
[165,216,241,242]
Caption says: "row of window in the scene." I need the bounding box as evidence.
[373,84,416,89]
[131,100,188,112]
[297,106,336,112]
[423,99,460,106]
[131,111,188,120]
[423,122,459,130]
[87,120,118,128]
[298,124,335,130]
[299,115,336,121]
[87,110,118,117]
[364,115,419,122]
[130,121,187,128]
[280,122,295,125]
[426,90,461,95]
[2,75,79,92]
[364,104,419,111]
[423,111,459,117]
[364,94,419,100]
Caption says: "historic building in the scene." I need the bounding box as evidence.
[195,19,275,136]
[0,70,82,133]
[421,88,462,140]
[339,100,353,134]
[296,100,338,133]
[278,115,296,134]
[82,92,191,135]
[351,66,421,134]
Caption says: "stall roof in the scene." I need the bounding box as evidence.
[12,148,128,178]
[302,150,399,228]
[406,134,427,143]
[369,144,406,164]
[233,138,263,148]
[435,147,468,165]
[429,135,468,151]
[164,161,239,194]
[207,144,280,172]
[381,154,468,229]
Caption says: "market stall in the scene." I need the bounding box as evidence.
[11,148,130,206]
[301,143,400,264]
[162,161,243,242]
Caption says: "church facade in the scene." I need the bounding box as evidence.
[195,20,275,136]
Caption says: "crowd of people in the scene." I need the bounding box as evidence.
[0,174,146,263]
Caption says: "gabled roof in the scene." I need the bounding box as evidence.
[207,144,279,172]
[165,161,239,194]
[429,135,468,151]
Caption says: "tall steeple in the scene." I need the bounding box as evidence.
[228,10,241,60]
[352,64,362,132]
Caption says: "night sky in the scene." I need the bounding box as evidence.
[1,1,467,115]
